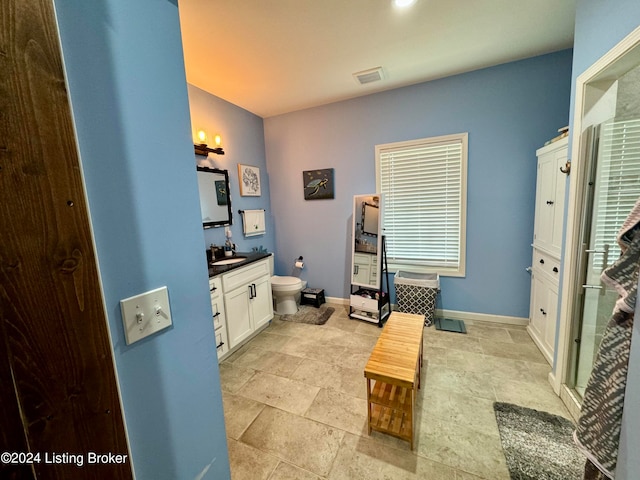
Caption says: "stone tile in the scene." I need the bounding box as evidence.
[241,406,344,477]
[231,347,303,378]
[479,338,548,364]
[305,388,368,435]
[237,371,320,415]
[423,333,484,354]
[223,342,253,363]
[416,415,510,480]
[242,331,292,352]
[455,470,487,480]
[425,366,496,400]
[226,438,278,480]
[423,346,449,366]
[419,387,500,437]
[219,362,255,394]
[265,318,311,337]
[325,314,360,333]
[492,378,572,418]
[336,349,373,371]
[279,336,348,362]
[525,361,553,385]
[333,331,379,351]
[328,432,458,480]
[354,321,383,337]
[290,358,367,399]
[464,324,513,343]
[506,328,535,344]
[268,462,322,480]
[221,392,265,440]
[444,351,536,383]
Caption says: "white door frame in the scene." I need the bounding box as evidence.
[554,25,640,412]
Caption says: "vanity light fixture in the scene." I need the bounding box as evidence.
[194,129,224,156]
[393,0,416,7]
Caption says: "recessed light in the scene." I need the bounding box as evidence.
[393,0,416,7]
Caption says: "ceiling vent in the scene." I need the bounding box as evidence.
[353,67,384,85]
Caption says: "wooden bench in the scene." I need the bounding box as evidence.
[363,312,424,449]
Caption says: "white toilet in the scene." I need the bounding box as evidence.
[269,255,307,315]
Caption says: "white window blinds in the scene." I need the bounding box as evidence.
[593,118,640,267]
[376,133,468,276]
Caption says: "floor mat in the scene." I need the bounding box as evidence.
[434,317,466,333]
[494,402,583,480]
[279,304,335,325]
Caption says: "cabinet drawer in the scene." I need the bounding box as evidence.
[532,249,560,282]
[209,277,222,298]
[222,258,270,292]
[350,293,378,312]
[215,325,229,359]
[211,296,226,331]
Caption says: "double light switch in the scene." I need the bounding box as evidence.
[120,286,172,345]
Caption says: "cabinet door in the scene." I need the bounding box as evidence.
[550,150,567,255]
[533,152,556,252]
[224,286,253,349]
[528,270,556,364]
[251,275,274,330]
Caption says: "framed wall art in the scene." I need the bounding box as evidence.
[238,164,261,196]
[303,168,334,200]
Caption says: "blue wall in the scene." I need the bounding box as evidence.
[264,51,573,319]
[570,2,640,478]
[54,1,230,479]
[187,85,276,257]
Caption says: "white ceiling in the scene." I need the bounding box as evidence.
[179,0,576,118]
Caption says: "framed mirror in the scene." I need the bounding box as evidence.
[196,166,232,228]
[351,194,383,289]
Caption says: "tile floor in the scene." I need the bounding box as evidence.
[219,305,572,480]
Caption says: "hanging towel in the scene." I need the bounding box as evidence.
[241,209,265,237]
[574,197,640,479]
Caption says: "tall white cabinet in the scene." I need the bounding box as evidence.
[528,137,568,365]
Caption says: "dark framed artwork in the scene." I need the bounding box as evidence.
[215,180,228,205]
[303,168,334,200]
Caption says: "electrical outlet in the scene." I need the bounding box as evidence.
[120,286,172,345]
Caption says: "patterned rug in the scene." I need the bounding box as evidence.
[279,304,334,325]
[493,402,584,480]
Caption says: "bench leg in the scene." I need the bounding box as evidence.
[366,378,372,435]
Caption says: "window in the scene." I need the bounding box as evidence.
[375,133,468,277]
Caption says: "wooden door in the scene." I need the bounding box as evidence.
[0,0,132,478]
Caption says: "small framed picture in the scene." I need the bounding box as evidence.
[238,164,261,196]
[303,168,334,200]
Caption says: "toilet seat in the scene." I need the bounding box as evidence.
[271,275,302,293]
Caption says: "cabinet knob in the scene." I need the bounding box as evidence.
[216,341,225,349]
[213,311,221,318]
[210,286,217,292]
[539,259,544,264]
[540,308,547,315]
[546,200,554,205]
[553,267,558,273]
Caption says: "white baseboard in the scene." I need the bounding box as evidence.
[328,299,528,326]
[435,308,528,327]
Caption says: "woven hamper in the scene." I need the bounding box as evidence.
[394,271,439,326]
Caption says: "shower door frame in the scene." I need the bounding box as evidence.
[555,25,640,418]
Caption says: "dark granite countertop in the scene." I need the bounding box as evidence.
[208,252,272,277]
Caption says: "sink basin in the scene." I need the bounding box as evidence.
[211,256,247,266]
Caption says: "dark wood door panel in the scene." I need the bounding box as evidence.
[0,1,132,478]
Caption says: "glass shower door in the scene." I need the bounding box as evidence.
[571,118,640,398]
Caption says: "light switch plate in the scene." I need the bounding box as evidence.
[120,286,172,345]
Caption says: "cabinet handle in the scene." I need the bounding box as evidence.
[252,284,257,297]
[540,308,547,315]
[546,200,554,205]
[539,259,544,264]
[216,341,225,349]
[354,265,359,274]
[552,267,558,273]
[248,285,254,299]
[212,311,221,318]
[210,285,217,292]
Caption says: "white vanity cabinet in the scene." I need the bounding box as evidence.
[528,137,567,365]
[209,276,229,359]
[220,257,273,350]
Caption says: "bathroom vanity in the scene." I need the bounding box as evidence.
[208,252,273,359]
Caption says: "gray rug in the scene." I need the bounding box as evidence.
[279,304,335,325]
[493,402,584,480]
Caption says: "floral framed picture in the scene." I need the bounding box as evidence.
[238,164,261,196]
